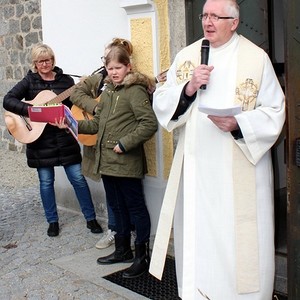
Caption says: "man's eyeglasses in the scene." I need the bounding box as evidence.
[199,13,235,22]
[36,59,52,65]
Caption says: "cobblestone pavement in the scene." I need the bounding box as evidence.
[0,149,144,300]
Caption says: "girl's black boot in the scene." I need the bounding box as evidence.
[97,235,133,264]
[122,242,150,278]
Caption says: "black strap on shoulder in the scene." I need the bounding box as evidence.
[91,66,106,75]
[65,73,82,78]
[96,67,108,96]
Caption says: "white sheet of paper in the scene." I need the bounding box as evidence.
[198,103,242,116]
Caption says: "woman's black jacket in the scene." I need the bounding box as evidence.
[3,67,82,168]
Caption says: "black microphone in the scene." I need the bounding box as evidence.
[200,39,210,90]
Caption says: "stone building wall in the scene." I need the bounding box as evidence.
[0,0,42,151]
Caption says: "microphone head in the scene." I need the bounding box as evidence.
[200,39,210,90]
[202,39,210,47]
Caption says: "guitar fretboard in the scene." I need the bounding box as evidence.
[47,85,77,105]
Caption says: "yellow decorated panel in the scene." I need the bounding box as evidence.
[130,2,174,179]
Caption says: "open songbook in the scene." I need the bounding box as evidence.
[28,104,78,139]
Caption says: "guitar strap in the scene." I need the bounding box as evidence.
[65,66,107,96]
[65,73,82,78]
[97,68,108,97]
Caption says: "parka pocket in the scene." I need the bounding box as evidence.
[105,139,118,149]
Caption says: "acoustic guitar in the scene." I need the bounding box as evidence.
[4,85,76,144]
[70,97,100,146]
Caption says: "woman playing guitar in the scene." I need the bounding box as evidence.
[3,43,102,237]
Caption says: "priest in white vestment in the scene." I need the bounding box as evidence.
[151,0,285,299]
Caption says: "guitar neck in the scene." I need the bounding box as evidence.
[47,84,77,105]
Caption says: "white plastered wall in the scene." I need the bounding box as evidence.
[41,0,129,77]
[40,0,165,234]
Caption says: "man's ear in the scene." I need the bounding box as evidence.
[231,18,239,32]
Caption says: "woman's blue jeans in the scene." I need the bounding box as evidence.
[37,163,96,223]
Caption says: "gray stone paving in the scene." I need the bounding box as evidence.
[0,149,148,300]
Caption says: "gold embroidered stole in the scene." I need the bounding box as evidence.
[149,129,185,278]
[233,35,264,293]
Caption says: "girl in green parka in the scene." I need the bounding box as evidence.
[63,44,158,278]
[70,38,167,252]
[70,38,134,250]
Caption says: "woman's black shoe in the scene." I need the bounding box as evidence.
[47,222,59,237]
[87,219,103,233]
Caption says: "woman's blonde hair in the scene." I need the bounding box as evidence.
[31,43,56,72]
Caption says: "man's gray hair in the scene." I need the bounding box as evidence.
[226,0,240,19]
[205,0,240,19]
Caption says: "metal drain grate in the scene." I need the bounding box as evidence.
[103,257,181,300]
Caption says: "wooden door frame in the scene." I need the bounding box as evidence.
[286,0,300,298]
